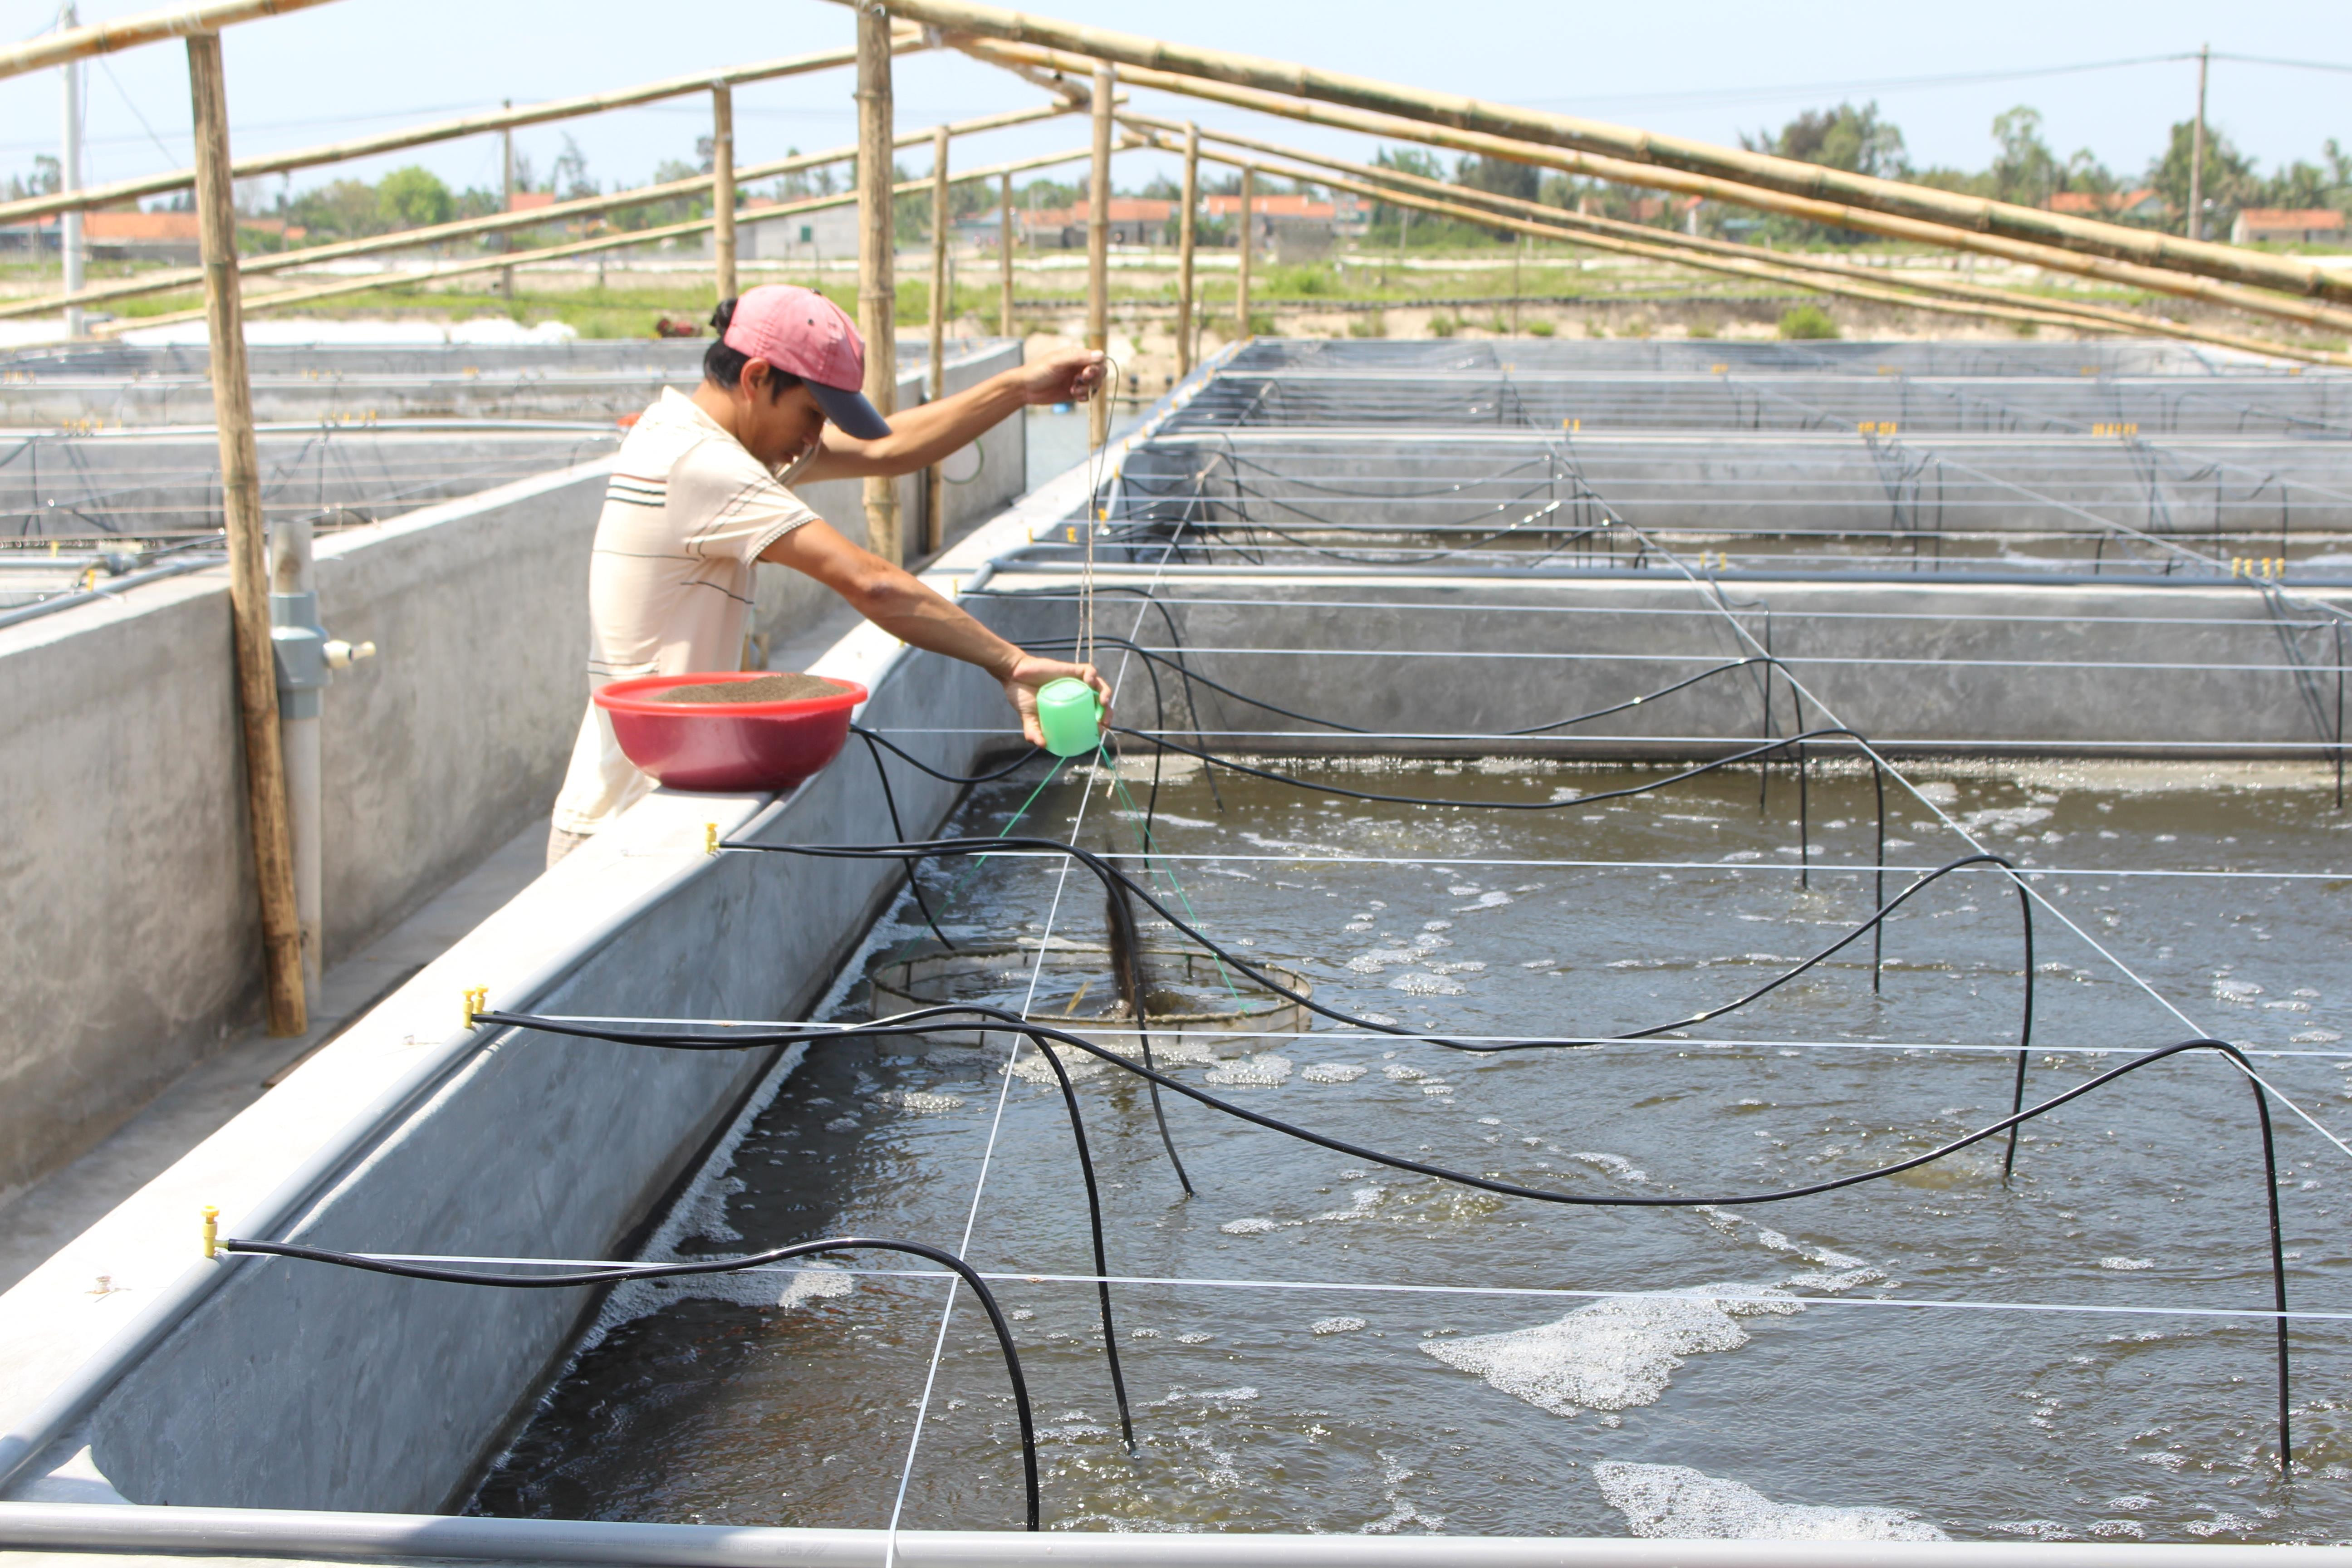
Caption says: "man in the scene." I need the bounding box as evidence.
[547,284,1111,866]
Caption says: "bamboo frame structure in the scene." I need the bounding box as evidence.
[96,142,1101,336]
[963,38,2352,344]
[1086,63,1113,449]
[1128,128,2143,346]
[187,30,302,1037]
[1125,115,2347,366]
[1,103,1073,326]
[711,84,737,302]
[1176,122,1199,378]
[0,32,928,232]
[926,124,951,555]
[0,0,336,81]
[858,5,900,567]
[870,0,2352,305]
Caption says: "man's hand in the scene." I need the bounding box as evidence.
[1001,653,1113,749]
[1012,348,1108,407]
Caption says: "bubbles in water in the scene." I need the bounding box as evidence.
[1310,1317,1368,1335]
[2098,1257,2155,1272]
[1219,1217,1279,1235]
[1592,1461,1947,1541]
[1301,1062,1368,1083]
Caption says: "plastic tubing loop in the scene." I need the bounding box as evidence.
[481,1005,2294,1473]
[221,1233,1043,1529]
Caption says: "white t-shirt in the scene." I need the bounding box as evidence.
[550,387,818,835]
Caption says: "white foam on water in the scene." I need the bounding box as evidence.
[1420,1284,1799,1416]
[872,1089,965,1114]
[1204,1053,1294,1087]
[2098,1256,2155,1271]
[1592,1462,1947,1541]
[1301,1062,1368,1083]
[1390,972,1466,995]
[1219,1217,1280,1235]
[1570,1151,1649,1183]
[1310,1316,1368,1335]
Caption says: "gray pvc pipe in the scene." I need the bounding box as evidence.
[0,830,731,1498]
[0,1504,2341,1567]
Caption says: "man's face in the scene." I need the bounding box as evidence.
[735,365,828,470]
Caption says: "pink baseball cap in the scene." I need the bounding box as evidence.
[721,284,892,439]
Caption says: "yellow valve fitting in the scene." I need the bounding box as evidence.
[706,823,720,857]
[201,1205,219,1259]
[462,986,487,1027]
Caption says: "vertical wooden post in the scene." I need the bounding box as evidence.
[855,2,898,565]
[925,123,950,556]
[189,30,303,1037]
[1175,121,1198,378]
[1086,61,1113,450]
[711,83,736,302]
[998,168,1015,338]
[1235,164,1255,338]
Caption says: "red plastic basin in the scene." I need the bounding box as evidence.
[594,671,869,793]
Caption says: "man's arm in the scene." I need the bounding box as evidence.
[760,517,1110,746]
[794,348,1104,484]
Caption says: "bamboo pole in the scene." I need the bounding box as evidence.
[1175,121,1198,377]
[882,0,2352,305]
[5,103,1076,325]
[187,30,303,1037]
[0,0,336,81]
[857,2,900,568]
[1132,115,2345,366]
[1235,165,1254,338]
[0,33,929,232]
[711,83,737,302]
[100,142,1103,335]
[967,38,2352,342]
[926,123,951,555]
[1138,131,2133,346]
[1086,61,1113,450]
[999,170,1016,336]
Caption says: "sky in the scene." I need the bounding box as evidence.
[0,0,2345,207]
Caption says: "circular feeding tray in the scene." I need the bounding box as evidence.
[593,671,868,793]
[867,941,1312,1053]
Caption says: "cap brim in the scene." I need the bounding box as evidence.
[808,382,892,441]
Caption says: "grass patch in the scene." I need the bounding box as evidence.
[1778,303,1838,340]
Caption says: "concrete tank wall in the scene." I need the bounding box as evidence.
[74,621,1024,1514]
[0,461,609,1203]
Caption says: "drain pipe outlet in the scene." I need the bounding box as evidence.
[270,517,374,992]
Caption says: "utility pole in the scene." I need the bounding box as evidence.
[854,1,898,565]
[997,167,1014,338]
[1235,164,1255,339]
[58,2,82,338]
[711,83,735,302]
[2188,43,2209,242]
[189,29,304,1037]
[1175,121,1198,377]
[498,100,514,300]
[1085,62,1112,449]
[925,123,949,555]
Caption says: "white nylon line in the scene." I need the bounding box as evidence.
[338,1255,2352,1324]
[810,847,2352,883]
[1052,644,2351,676]
[871,724,2352,752]
[982,590,2349,633]
[529,1018,2352,1062]
[1602,515,2352,1165]
[879,511,1182,1556]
